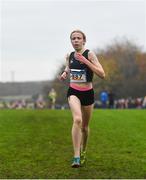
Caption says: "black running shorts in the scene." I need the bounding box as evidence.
[67,87,94,106]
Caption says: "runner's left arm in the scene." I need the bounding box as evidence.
[75,51,105,79]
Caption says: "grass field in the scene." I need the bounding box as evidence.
[0,109,146,179]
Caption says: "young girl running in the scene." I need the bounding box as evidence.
[60,30,105,168]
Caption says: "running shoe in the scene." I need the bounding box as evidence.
[80,151,86,166]
[71,157,80,168]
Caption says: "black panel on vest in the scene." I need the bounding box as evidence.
[69,49,93,82]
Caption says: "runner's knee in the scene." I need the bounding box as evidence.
[73,116,82,125]
[82,126,89,133]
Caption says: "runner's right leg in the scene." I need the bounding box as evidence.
[68,95,82,167]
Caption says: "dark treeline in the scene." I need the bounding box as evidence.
[47,39,146,104]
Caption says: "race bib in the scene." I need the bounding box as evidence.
[70,69,87,82]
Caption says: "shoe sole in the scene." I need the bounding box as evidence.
[71,164,80,168]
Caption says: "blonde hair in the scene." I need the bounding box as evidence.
[70,30,86,42]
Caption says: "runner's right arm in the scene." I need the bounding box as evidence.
[59,53,70,81]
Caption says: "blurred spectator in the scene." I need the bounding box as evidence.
[48,88,57,109]
[0,102,4,109]
[142,96,146,109]
[135,98,142,109]
[100,90,108,108]
[94,100,102,109]
[108,90,115,109]
[35,94,46,109]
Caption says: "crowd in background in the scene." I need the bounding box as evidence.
[0,90,146,110]
[95,90,146,109]
[94,96,146,109]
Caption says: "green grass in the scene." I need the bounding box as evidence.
[0,109,146,178]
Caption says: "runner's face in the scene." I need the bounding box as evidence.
[71,32,85,51]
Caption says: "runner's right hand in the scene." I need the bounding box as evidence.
[58,71,68,81]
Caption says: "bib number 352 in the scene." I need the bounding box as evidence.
[70,69,87,82]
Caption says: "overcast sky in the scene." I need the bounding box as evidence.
[0,0,146,82]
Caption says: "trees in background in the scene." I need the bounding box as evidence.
[95,39,146,98]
